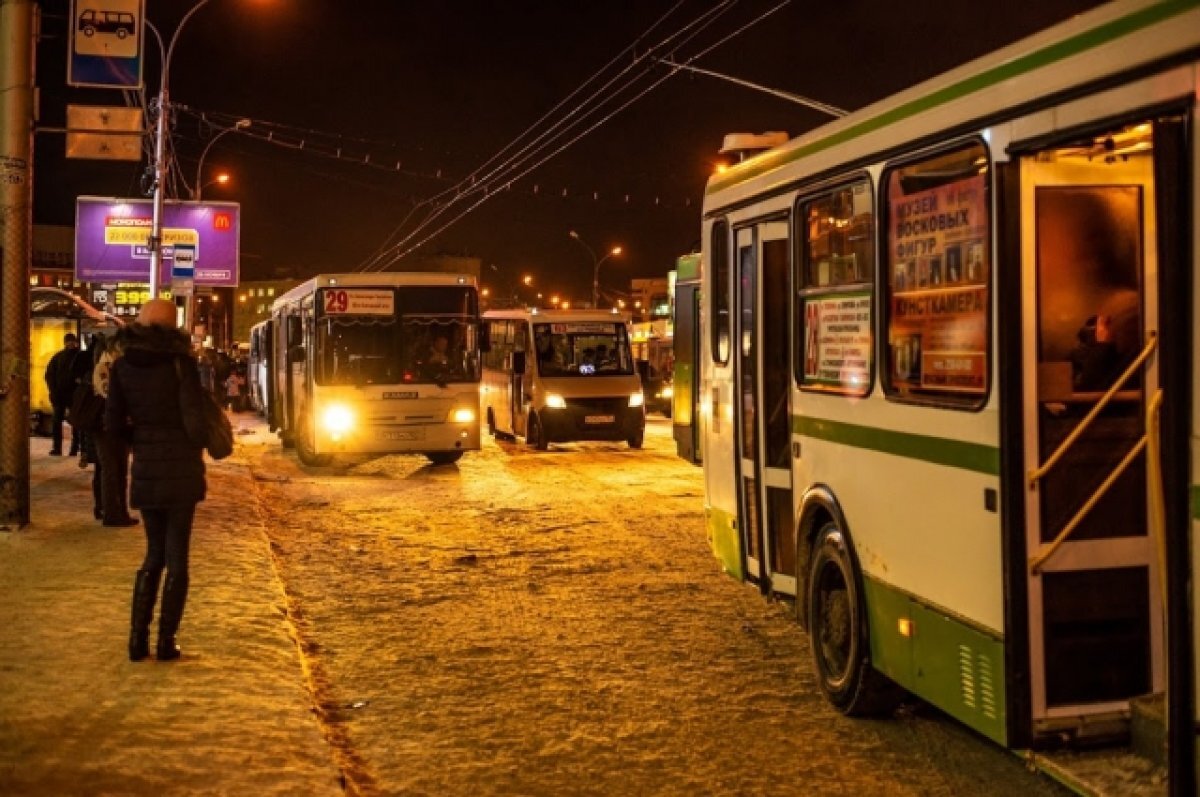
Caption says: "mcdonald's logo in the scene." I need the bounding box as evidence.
[213,213,233,231]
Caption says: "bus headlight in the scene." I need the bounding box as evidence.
[451,407,476,424]
[660,385,674,399]
[545,393,567,409]
[321,403,355,436]
[628,391,645,408]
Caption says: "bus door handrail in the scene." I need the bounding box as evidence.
[1027,333,1158,575]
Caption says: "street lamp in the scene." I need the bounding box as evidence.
[193,119,250,200]
[569,230,623,308]
[195,172,231,200]
[146,0,220,300]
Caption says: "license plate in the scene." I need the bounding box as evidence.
[381,429,424,441]
[584,415,616,424]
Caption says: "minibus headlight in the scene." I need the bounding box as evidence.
[451,407,476,424]
[660,385,674,399]
[628,391,645,408]
[321,403,355,435]
[545,393,567,409]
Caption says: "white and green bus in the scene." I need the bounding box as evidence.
[697,0,1199,788]
[269,273,483,466]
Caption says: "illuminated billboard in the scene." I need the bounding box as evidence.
[74,196,241,287]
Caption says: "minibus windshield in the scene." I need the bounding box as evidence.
[532,321,634,377]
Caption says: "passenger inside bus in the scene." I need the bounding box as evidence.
[1070,313,1120,392]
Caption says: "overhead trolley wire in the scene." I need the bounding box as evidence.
[361,0,792,272]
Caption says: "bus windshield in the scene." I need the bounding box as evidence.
[316,286,479,386]
[532,321,634,377]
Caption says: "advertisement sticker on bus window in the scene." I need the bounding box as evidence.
[888,172,988,393]
[322,289,394,315]
[802,291,871,393]
[551,323,615,334]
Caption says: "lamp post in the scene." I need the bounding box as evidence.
[145,0,217,300]
[193,119,250,200]
[569,230,623,308]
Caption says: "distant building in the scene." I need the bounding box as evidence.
[630,277,670,323]
[31,225,83,290]
[232,279,298,345]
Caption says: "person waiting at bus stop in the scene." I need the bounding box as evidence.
[44,332,89,456]
[106,299,208,662]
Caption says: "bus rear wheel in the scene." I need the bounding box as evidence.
[426,451,464,465]
[807,521,902,716]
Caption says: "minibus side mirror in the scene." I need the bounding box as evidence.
[512,351,526,375]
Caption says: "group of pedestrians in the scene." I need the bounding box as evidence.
[43,299,211,663]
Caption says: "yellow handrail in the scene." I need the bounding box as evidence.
[1029,435,1148,574]
[1028,332,1157,490]
[1145,390,1166,604]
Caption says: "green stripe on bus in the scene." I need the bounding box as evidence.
[708,0,1199,195]
[864,576,1008,745]
[793,415,999,475]
[675,253,700,281]
[706,506,743,581]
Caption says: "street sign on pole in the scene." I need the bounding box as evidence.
[67,0,145,89]
[65,105,143,161]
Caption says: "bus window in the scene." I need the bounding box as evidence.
[882,142,991,407]
[710,220,730,365]
[796,178,875,395]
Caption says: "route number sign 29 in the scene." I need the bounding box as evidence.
[321,289,394,316]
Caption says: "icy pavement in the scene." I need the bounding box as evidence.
[240,415,1073,797]
[0,434,342,795]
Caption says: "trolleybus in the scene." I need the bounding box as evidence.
[268,273,483,466]
[697,1,1198,788]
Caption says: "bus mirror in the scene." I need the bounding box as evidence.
[287,316,302,343]
[288,345,305,364]
[512,351,526,375]
[479,322,491,353]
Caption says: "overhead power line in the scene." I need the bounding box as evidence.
[360,0,796,271]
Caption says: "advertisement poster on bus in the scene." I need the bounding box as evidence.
[887,173,988,393]
[801,291,872,394]
[74,197,241,287]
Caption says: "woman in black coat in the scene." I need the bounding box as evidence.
[105,299,207,662]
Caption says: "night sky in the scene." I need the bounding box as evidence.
[36,0,1104,300]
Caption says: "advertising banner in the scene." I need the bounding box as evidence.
[75,197,240,287]
[801,291,872,394]
[887,173,988,393]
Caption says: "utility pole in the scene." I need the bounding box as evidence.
[0,0,36,528]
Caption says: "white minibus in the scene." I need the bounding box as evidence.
[482,308,645,450]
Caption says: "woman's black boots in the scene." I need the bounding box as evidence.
[128,569,160,661]
[156,573,189,661]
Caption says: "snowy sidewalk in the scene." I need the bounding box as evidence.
[0,435,342,796]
